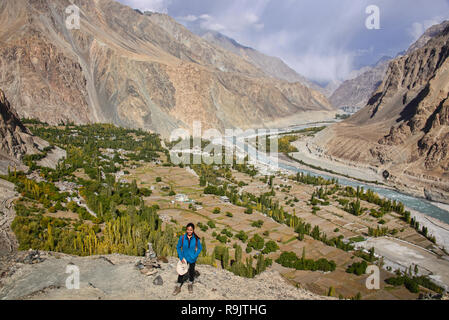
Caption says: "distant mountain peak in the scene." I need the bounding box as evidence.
[406,20,449,54]
[185,26,326,93]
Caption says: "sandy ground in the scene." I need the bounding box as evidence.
[261,111,337,130]
[0,254,330,300]
[408,209,449,251]
[434,202,449,213]
[290,138,382,182]
[355,237,449,291]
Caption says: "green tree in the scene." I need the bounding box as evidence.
[256,254,266,274]
[235,244,242,263]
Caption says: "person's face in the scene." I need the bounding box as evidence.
[186,226,194,237]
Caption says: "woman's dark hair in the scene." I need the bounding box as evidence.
[186,223,200,240]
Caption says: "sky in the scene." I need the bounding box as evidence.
[118,0,449,83]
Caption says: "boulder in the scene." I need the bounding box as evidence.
[153,275,163,286]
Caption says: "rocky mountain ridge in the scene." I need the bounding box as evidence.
[0,0,333,138]
[197,30,324,93]
[312,21,449,203]
[406,20,449,55]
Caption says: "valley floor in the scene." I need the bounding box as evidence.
[290,138,383,183]
[2,121,448,300]
[288,137,449,249]
[355,237,449,292]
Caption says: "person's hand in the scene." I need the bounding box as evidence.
[182,258,187,264]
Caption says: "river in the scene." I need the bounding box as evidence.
[226,122,449,225]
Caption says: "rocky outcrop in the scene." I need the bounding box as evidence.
[0,89,65,175]
[0,0,333,137]
[0,89,40,168]
[312,21,449,203]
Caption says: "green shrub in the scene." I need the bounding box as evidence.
[276,251,336,272]
[262,240,279,254]
[207,220,216,229]
[235,231,248,243]
[251,220,264,228]
[216,234,228,243]
[346,261,368,275]
[247,234,265,251]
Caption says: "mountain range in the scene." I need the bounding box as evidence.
[1,0,448,203]
[197,29,324,93]
[312,20,449,203]
[0,0,333,138]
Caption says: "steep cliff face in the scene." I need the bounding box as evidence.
[0,0,333,137]
[313,22,449,202]
[0,89,37,161]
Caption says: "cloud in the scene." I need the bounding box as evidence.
[409,16,449,42]
[120,0,449,83]
[118,0,172,13]
[181,14,198,22]
[192,0,269,37]
[178,9,265,34]
[286,51,356,83]
[255,28,356,82]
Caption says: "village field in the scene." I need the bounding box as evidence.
[123,156,439,299]
[6,122,445,300]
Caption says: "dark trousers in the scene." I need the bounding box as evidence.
[177,262,195,285]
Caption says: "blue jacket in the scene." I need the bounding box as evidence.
[177,234,202,264]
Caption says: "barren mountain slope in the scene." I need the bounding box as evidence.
[199,30,325,93]
[312,22,449,203]
[329,57,391,109]
[0,0,333,137]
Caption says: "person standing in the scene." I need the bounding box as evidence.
[173,223,202,295]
